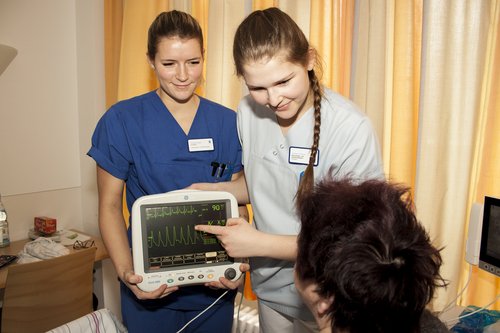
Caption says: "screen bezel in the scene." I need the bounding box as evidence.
[140,198,234,273]
[479,196,500,270]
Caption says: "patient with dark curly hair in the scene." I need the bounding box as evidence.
[294,177,450,333]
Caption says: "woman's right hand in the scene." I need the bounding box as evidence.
[122,270,179,299]
[186,182,219,191]
[188,171,250,205]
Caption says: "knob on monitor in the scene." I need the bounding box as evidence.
[224,267,237,280]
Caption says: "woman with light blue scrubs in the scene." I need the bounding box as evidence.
[88,11,244,333]
[193,8,384,333]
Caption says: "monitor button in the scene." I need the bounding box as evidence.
[224,268,237,280]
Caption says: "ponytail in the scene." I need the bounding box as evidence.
[232,8,324,203]
[296,69,323,204]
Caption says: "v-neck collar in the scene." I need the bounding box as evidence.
[151,91,203,138]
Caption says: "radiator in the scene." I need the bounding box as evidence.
[232,305,259,333]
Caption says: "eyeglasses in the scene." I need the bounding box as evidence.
[73,239,95,250]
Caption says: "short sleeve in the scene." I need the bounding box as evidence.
[333,117,384,181]
[87,107,131,180]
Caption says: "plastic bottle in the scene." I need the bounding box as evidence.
[0,193,10,247]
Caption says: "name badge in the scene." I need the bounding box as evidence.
[188,138,214,152]
[289,146,319,166]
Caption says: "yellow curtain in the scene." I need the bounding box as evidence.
[349,0,421,189]
[351,0,500,311]
[415,0,498,310]
[190,0,209,97]
[309,0,354,98]
[253,0,277,10]
[350,0,387,152]
[104,0,123,109]
[253,0,309,20]
[117,1,169,101]
[204,1,247,109]
[460,0,500,310]
[384,0,422,190]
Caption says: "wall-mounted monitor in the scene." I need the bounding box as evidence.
[479,196,500,277]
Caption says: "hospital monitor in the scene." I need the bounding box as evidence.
[131,190,242,291]
[478,196,500,277]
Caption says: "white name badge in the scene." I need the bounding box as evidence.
[289,146,319,166]
[188,138,214,152]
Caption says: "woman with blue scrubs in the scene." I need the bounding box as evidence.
[88,11,245,333]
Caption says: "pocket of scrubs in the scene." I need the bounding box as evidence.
[210,162,234,182]
[245,152,301,234]
[149,160,220,189]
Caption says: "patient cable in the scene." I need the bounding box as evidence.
[438,264,473,315]
[175,289,230,333]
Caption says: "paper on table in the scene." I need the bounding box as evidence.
[59,230,91,246]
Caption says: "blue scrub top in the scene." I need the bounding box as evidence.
[88,90,242,309]
[89,90,242,215]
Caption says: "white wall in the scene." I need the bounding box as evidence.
[0,0,81,198]
[0,0,87,237]
[0,0,105,243]
[0,0,120,316]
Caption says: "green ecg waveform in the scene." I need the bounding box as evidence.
[148,225,205,248]
[145,205,198,219]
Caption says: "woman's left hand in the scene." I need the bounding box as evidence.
[204,262,250,290]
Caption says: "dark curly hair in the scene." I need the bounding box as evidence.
[296,177,447,333]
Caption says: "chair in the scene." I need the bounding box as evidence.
[1,247,97,333]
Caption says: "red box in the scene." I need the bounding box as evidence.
[34,216,57,235]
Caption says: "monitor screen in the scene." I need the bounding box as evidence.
[479,196,500,277]
[140,199,232,273]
